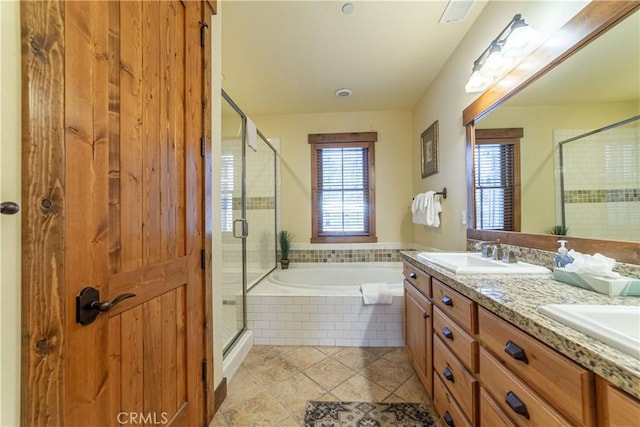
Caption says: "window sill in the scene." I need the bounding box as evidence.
[310,236,378,244]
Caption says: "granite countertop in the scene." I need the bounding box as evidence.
[400,250,640,400]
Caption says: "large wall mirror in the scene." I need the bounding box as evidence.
[464,1,640,264]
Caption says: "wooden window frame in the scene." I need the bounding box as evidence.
[309,132,377,243]
[474,128,522,232]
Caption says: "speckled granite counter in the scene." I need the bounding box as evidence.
[400,250,640,400]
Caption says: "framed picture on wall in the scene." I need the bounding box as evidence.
[421,120,439,178]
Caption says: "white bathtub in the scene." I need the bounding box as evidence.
[247,263,404,347]
[251,262,404,295]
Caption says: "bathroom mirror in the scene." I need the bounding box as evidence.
[464,2,640,264]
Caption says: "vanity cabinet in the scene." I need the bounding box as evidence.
[431,279,479,426]
[401,258,629,427]
[403,261,433,397]
[596,377,640,426]
[478,307,596,426]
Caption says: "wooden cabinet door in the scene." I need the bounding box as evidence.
[21,1,212,426]
[404,281,433,397]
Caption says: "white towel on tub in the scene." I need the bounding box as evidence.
[360,283,393,305]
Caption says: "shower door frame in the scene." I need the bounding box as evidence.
[221,90,278,356]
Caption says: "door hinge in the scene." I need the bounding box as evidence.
[200,136,206,158]
[201,249,206,270]
[199,21,209,47]
[202,359,207,382]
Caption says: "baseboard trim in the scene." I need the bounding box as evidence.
[213,377,227,415]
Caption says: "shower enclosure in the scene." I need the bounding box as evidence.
[556,115,640,241]
[221,91,277,355]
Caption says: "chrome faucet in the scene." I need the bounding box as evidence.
[474,240,500,258]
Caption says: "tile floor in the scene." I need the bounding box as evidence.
[209,345,435,427]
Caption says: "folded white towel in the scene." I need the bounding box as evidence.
[360,283,393,305]
[412,191,441,227]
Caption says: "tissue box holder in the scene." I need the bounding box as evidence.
[553,268,640,297]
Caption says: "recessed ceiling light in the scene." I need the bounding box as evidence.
[342,3,354,15]
[335,88,353,97]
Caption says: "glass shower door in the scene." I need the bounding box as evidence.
[221,93,246,353]
[245,131,277,290]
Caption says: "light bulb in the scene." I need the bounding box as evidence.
[503,22,540,57]
[465,69,493,93]
[482,45,512,77]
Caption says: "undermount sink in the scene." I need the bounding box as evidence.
[538,304,640,359]
[416,252,550,274]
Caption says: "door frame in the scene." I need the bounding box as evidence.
[20,1,215,425]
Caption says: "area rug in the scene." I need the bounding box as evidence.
[304,401,435,427]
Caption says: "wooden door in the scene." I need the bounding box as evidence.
[21,1,213,426]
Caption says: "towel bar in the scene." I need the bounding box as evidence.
[413,187,447,200]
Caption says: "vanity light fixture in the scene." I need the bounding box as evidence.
[465,14,540,93]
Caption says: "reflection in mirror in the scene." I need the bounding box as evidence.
[556,116,639,242]
[473,8,639,242]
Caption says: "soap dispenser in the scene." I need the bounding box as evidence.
[554,240,573,268]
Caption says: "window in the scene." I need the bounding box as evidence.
[220,153,234,232]
[474,129,522,231]
[309,132,377,243]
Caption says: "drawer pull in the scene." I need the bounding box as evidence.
[409,272,417,279]
[505,340,528,363]
[442,295,453,306]
[443,366,454,383]
[443,411,455,427]
[423,312,429,320]
[505,391,530,419]
[442,327,453,340]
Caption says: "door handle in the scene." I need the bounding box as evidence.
[0,201,20,215]
[76,287,136,325]
[233,219,248,238]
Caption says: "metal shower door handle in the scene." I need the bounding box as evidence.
[233,219,249,238]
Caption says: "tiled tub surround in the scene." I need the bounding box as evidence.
[283,242,419,264]
[247,263,404,347]
[401,250,640,400]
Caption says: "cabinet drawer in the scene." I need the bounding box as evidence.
[481,387,517,427]
[434,306,478,373]
[403,261,431,297]
[596,376,640,427]
[478,307,595,426]
[434,373,473,427]
[432,279,476,333]
[434,335,478,423]
[480,347,572,426]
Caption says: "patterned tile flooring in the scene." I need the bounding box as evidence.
[209,345,435,426]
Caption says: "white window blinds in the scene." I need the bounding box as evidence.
[317,147,370,235]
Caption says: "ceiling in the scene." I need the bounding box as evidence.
[221,0,488,116]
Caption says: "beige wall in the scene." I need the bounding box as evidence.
[411,0,588,250]
[478,101,638,234]
[251,110,414,243]
[0,0,22,425]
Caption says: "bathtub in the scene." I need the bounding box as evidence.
[247,263,404,347]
